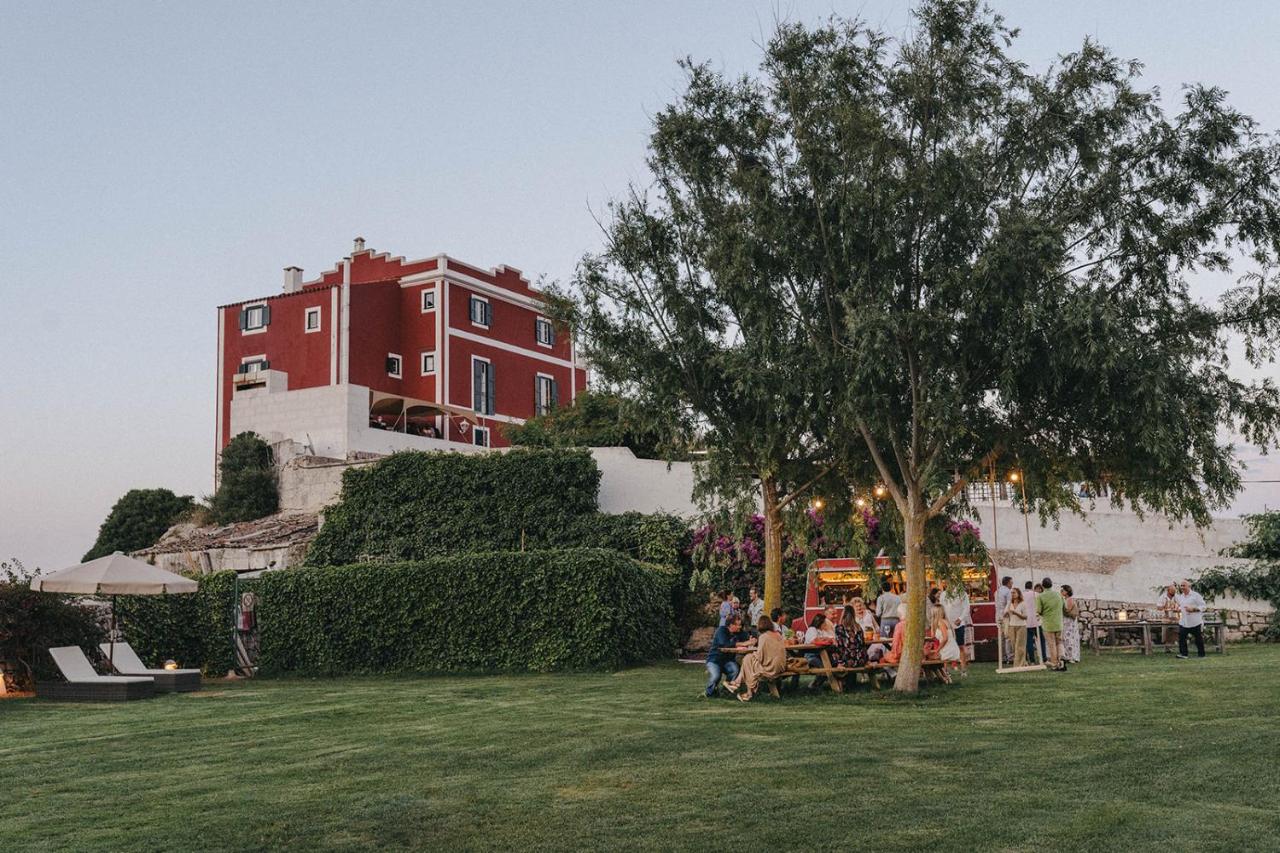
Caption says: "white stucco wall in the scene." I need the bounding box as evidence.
[973,504,1267,613]
[590,447,699,517]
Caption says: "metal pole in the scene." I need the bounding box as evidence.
[109,594,116,667]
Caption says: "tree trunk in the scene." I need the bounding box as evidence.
[761,475,784,614]
[893,489,927,693]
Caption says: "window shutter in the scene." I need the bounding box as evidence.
[486,363,496,415]
[261,304,271,326]
[483,301,492,326]
[473,360,483,411]
[550,379,559,410]
[261,360,270,371]
[238,308,248,331]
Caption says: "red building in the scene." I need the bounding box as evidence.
[216,238,586,463]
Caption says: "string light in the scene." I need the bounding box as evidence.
[810,497,825,511]
[854,496,867,508]
[873,484,888,499]
[1007,470,1021,483]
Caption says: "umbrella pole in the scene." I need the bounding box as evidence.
[109,594,116,667]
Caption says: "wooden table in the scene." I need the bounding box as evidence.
[1090,620,1226,655]
[722,642,933,694]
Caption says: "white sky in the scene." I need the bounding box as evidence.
[2,1,1278,570]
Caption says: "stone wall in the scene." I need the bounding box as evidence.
[1076,598,1272,643]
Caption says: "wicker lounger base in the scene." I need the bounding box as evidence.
[148,671,202,693]
[36,680,155,702]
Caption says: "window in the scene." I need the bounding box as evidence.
[420,289,436,312]
[469,295,491,328]
[239,303,270,333]
[535,375,559,417]
[473,426,490,447]
[238,356,269,374]
[420,351,436,375]
[535,317,555,347]
[386,353,402,378]
[472,357,495,415]
[304,306,321,333]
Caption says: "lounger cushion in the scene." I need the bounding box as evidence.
[47,646,153,685]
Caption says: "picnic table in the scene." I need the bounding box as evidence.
[1089,619,1227,655]
[722,641,946,696]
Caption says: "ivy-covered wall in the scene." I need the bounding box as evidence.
[116,571,241,676]
[305,449,603,564]
[256,549,676,674]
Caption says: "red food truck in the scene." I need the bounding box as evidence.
[803,555,1000,661]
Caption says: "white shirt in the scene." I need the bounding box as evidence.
[1175,591,1207,628]
[943,589,971,627]
[747,598,765,627]
[803,626,835,644]
[1157,592,1179,616]
[995,585,1012,623]
[876,590,901,620]
[1023,590,1040,627]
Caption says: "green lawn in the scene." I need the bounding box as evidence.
[3,647,1279,852]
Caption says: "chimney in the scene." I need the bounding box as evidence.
[283,266,304,293]
[353,236,366,254]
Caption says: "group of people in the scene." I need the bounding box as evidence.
[705,578,980,700]
[1156,580,1209,658]
[993,576,1080,670]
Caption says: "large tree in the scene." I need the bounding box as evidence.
[572,1,1280,691]
[563,125,837,611]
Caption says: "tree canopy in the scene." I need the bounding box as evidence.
[83,488,195,561]
[564,0,1280,690]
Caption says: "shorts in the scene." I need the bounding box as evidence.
[955,626,968,645]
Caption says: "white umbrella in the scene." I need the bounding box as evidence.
[31,551,198,665]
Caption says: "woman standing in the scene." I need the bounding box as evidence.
[1004,587,1028,667]
[1061,584,1082,664]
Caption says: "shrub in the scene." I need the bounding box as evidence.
[0,560,105,689]
[502,390,679,459]
[305,448,602,564]
[257,549,676,674]
[115,571,241,675]
[210,432,279,524]
[1195,511,1280,640]
[83,488,196,561]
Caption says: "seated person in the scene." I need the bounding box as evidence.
[881,603,908,667]
[725,615,788,701]
[833,605,869,669]
[704,613,751,698]
[803,612,836,687]
[770,608,793,640]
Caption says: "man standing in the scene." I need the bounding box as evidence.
[942,580,972,674]
[717,589,737,627]
[1024,581,1045,665]
[747,586,765,631]
[705,613,751,697]
[995,576,1014,664]
[1175,580,1208,659]
[876,576,901,639]
[1036,577,1066,671]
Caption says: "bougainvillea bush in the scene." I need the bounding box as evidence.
[688,506,989,614]
[688,509,845,610]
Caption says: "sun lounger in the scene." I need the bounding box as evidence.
[100,642,202,693]
[37,646,155,701]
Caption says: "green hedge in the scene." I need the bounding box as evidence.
[115,571,240,676]
[257,549,676,674]
[305,449,602,565]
